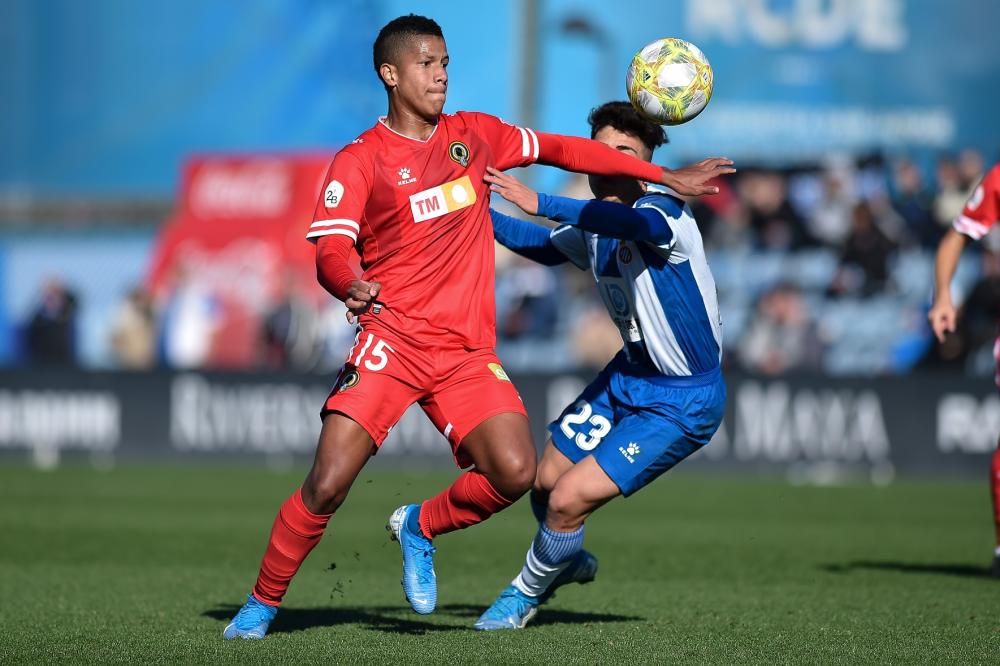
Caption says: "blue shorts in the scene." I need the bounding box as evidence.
[548,352,726,497]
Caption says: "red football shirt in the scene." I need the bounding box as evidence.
[953,163,1000,241]
[307,112,540,349]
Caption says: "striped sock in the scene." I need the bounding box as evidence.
[512,523,584,597]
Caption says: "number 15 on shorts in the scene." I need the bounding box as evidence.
[352,333,394,371]
[559,400,612,451]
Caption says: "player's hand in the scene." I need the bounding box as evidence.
[484,167,539,215]
[345,279,380,325]
[661,157,735,196]
[928,298,958,343]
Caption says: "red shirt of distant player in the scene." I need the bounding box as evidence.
[307,111,541,348]
[953,163,1000,388]
[953,163,1000,241]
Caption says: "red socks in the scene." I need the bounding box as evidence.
[252,489,332,606]
[419,470,513,539]
[991,444,1000,548]
[248,473,509,604]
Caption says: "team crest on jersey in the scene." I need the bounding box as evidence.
[618,244,633,263]
[337,369,360,392]
[449,141,471,167]
[488,362,510,382]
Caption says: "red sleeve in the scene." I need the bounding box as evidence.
[534,132,664,183]
[953,164,1000,241]
[308,147,372,300]
[315,235,357,301]
[306,148,372,244]
[461,112,539,171]
[464,112,665,182]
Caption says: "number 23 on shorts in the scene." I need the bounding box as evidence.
[559,400,612,451]
[352,333,394,372]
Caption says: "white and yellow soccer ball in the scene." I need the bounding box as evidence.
[625,38,713,126]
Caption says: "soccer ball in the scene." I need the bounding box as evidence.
[625,38,713,126]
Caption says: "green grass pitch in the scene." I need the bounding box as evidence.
[1,464,997,663]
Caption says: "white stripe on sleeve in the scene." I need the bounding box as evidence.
[525,128,539,160]
[517,127,530,158]
[305,228,358,242]
[953,214,990,240]
[311,219,360,231]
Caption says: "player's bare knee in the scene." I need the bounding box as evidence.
[511,456,537,494]
[302,471,348,515]
[545,485,585,531]
[487,452,536,499]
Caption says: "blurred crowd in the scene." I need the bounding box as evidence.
[494,149,1000,377]
[17,270,355,374]
[14,151,1000,378]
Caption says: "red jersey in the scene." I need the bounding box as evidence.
[953,163,1000,241]
[307,112,540,349]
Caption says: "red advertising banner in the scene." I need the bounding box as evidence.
[148,154,344,368]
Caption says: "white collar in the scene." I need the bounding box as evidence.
[644,183,682,198]
[378,116,439,143]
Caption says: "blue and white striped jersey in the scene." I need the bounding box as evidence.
[549,189,722,376]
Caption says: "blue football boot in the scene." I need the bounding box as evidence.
[473,584,539,630]
[222,593,278,640]
[474,550,598,631]
[539,549,598,603]
[387,504,437,614]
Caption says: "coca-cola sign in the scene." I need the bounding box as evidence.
[187,160,292,219]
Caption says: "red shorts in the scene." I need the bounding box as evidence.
[322,323,526,466]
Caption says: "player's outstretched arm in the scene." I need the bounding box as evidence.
[532,132,734,196]
[489,208,567,266]
[928,228,969,342]
[486,167,672,244]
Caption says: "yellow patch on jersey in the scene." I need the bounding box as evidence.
[488,362,510,382]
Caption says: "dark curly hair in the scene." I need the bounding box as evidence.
[373,15,444,88]
[588,101,668,154]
